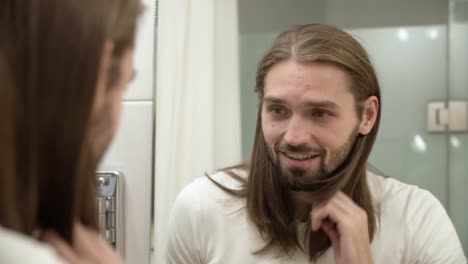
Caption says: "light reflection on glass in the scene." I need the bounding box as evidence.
[412,134,427,152]
[398,28,409,41]
[450,136,461,148]
[427,28,439,40]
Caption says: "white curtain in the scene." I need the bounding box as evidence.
[153,0,241,262]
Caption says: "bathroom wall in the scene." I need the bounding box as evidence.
[98,0,156,263]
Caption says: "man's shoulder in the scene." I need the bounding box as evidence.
[367,171,442,217]
[367,172,466,262]
[207,168,248,189]
[181,169,246,195]
[0,227,65,264]
[173,169,247,212]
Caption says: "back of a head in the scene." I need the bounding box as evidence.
[0,0,142,242]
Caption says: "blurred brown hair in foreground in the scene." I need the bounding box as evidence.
[0,0,142,243]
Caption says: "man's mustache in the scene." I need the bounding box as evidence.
[275,143,324,154]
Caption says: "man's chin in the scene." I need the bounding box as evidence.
[283,170,321,191]
[282,166,319,179]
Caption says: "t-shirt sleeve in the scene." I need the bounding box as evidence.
[165,179,204,264]
[408,189,466,264]
[0,228,66,264]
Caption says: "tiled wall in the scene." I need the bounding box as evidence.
[98,0,155,263]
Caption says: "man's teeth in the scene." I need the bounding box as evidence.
[285,153,317,160]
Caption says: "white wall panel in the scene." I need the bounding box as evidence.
[124,0,156,101]
[99,102,154,264]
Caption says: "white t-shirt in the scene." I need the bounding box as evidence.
[165,170,467,263]
[0,226,65,264]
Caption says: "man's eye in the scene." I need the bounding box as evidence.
[269,107,287,115]
[312,110,331,118]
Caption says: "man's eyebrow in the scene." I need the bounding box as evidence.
[263,96,286,104]
[263,96,339,109]
[304,100,339,109]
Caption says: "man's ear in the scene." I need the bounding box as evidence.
[358,96,379,135]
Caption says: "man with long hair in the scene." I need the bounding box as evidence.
[166,24,466,263]
[0,0,142,263]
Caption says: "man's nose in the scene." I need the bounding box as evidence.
[283,116,309,147]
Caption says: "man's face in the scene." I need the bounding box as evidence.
[261,60,362,190]
[90,47,135,161]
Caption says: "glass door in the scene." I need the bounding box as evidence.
[448,0,468,254]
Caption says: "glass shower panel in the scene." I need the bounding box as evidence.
[448,0,468,254]
[349,26,450,206]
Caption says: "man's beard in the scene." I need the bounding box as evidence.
[268,127,359,192]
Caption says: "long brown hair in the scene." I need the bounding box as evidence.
[0,0,142,243]
[209,24,381,260]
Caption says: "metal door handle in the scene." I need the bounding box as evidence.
[427,101,468,132]
[96,171,124,256]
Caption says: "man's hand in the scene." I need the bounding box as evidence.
[41,222,124,264]
[310,191,373,264]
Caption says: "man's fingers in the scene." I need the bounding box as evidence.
[310,205,326,231]
[321,220,340,244]
[73,222,104,260]
[40,223,123,264]
[41,230,81,263]
[310,191,372,263]
[334,191,360,210]
[310,203,341,245]
[310,203,340,231]
[310,198,343,231]
[312,191,367,229]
